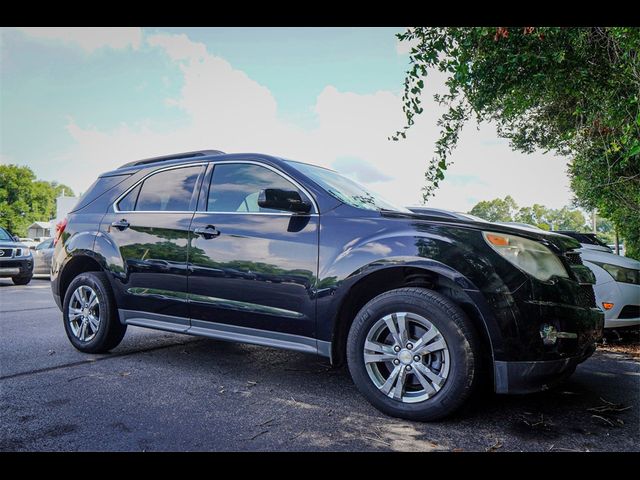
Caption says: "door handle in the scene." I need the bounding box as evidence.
[193,225,221,239]
[111,219,130,231]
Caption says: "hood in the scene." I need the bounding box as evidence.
[381,210,582,253]
[0,241,27,249]
[580,248,640,269]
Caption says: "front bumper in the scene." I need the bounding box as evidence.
[606,317,640,328]
[0,258,33,277]
[494,343,595,394]
[594,280,640,329]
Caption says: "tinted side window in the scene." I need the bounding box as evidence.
[117,184,140,212]
[207,164,305,213]
[133,166,202,212]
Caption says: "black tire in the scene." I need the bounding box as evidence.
[12,275,32,285]
[62,271,126,353]
[347,287,482,421]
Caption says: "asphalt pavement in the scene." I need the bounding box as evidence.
[1,277,638,451]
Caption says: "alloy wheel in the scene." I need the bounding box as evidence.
[363,311,450,403]
[68,285,101,342]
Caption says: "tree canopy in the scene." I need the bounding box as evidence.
[0,164,74,236]
[394,27,639,259]
[468,196,589,232]
[468,195,518,223]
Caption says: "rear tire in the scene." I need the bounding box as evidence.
[12,275,32,285]
[347,287,481,421]
[62,272,126,353]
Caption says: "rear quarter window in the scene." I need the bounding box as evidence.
[71,173,132,213]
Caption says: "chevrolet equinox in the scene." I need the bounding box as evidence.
[51,150,604,420]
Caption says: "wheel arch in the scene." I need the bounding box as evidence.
[58,253,105,306]
[328,262,498,371]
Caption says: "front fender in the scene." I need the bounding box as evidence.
[315,213,523,361]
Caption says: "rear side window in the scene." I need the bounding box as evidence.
[117,184,140,212]
[119,166,202,212]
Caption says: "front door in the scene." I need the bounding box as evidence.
[101,164,205,323]
[188,162,319,342]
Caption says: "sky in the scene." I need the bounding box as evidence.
[0,27,575,212]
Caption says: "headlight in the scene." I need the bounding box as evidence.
[482,231,569,282]
[15,248,32,257]
[591,262,640,285]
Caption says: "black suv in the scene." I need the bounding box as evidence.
[0,226,34,285]
[51,151,604,420]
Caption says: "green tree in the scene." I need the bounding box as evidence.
[547,207,589,231]
[0,164,74,236]
[515,204,552,229]
[469,195,518,222]
[470,198,589,232]
[393,27,640,259]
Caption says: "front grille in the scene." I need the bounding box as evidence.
[576,285,597,308]
[0,248,13,258]
[565,251,583,266]
[619,305,640,319]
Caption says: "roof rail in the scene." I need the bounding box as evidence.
[118,150,225,169]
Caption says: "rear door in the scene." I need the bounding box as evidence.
[100,164,205,325]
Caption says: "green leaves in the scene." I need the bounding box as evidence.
[0,164,74,236]
[393,26,640,259]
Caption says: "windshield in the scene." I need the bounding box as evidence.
[289,161,410,213]
[0,228,14,241]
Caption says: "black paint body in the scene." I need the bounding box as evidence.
[51,152,604,393]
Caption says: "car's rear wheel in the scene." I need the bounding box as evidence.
[63,272,126,353]
[347,287,481,421]
[12,275,32,285]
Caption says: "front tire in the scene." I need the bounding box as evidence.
[347,287,481,421]
[62,272,126,353]
[12,275,32,285]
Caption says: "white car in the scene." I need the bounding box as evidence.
[555,231,639,329]
[18,237,51,250]
[581,250,640,328]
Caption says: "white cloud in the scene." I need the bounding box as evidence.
[146,33,207,61]
[14,27,142,52]
[52,31,574,213]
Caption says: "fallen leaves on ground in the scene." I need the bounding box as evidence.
[597,343,640,359]
[486,439,503,452]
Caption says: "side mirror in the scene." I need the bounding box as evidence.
[258,189,311,214]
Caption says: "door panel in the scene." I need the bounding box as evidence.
[188,162,319,338]
[102,212,194,318]
[100,164,204,319]
[188,212,318,337]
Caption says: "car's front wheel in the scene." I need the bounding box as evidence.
[62,272,127,353]
[347,287,481,421]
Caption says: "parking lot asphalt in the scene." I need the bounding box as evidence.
[1,278,638,452]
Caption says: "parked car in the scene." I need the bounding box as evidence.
[33,238,55,276]
[18,236,50,250]
[555,231,612,253]
[0,227,34,285]
[553,231,639,329]
[51,150,603,421]
[607,244,626,257]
